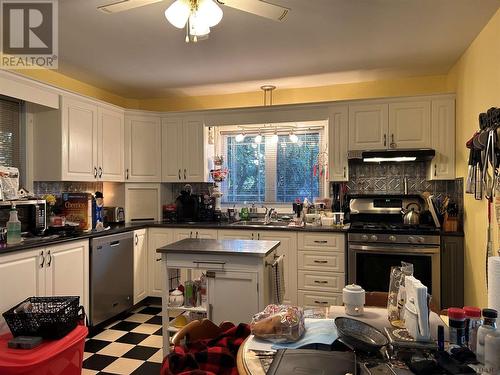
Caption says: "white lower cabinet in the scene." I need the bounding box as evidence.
[0,240,89,327]
[173,229,218,241]
[148,228,175,297]
[297,232,345,308]
[133,229,148,304]
[217,229,255,240]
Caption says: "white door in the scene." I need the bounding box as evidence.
[98,107,124,181]
[328,105,349,181]
[348,103,388,150]
[0,249,45,326]
[45,241,89,314]
[388,101,431,149]
[217,230,255,240]
[162,118,183,182]
[125,116,162,182]
[133,229,148,304]
[182,118,207,182]
[429,98,456,180]
[148,229,174,297]
[61,97,98,181]
[208,271,259,325]
[257,231,297,305]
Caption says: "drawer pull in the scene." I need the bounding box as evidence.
[314,300,328,305]
[313,260,328,264]
[193,260,226,265]
[314,240,328,244]
[156,258,162,262]
[314,280,328,284]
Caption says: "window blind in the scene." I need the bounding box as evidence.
[0,98,21,169]
[221,129,325,204]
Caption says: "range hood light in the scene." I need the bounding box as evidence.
[363,156,417,163]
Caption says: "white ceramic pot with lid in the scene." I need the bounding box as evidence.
[343,284,366,316]
[169,288,184,307]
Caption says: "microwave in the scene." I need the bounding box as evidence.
[0,200,47,236]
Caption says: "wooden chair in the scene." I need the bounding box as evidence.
[171,319,234,346]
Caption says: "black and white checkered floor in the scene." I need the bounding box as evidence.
[82,305,165,375]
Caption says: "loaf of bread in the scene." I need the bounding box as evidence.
[250,304,305,343]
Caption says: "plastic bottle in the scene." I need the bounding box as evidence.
[448,308,466,346]
[463,306,482,353]
[476,308,497,364]
[7,203,21,244]
[485,330,500,374]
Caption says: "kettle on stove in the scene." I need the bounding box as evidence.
[401,202,421,225]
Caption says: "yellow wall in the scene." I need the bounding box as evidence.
[447,8,500,308]
[16,68,450,111]
[134,75,449,111]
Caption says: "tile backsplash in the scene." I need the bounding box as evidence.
[33,181,103,197]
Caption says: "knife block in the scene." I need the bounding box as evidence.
[443,214,458,232]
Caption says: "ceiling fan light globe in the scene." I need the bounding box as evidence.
[198,0,223,27]
[189,12,210,36]
[165,0,190,29]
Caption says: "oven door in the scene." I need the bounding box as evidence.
[348,243,440,308]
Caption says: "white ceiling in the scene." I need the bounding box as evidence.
[58,0,500,98]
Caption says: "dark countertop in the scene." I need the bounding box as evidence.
[157,238,280,257]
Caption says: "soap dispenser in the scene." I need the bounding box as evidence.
[7,203,22,244]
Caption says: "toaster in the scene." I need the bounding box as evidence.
[103,206,125,224]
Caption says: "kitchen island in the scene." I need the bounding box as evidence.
[157,238,280,354]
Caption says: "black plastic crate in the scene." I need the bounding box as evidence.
[3,296,81,340]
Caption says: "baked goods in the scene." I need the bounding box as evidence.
[250,304,305,343]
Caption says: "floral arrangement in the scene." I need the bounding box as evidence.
[42,194,57,217]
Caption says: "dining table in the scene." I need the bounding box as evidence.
[236,305,449,375]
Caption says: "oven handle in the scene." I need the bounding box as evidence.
[348,244,439,255]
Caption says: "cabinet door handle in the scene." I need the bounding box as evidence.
[314,240,328,244]
[135,234,138,245]
[126,168,129,180]
[314,260,328,264]
[343,166,346,178]
[251,233,254,240]
[178,169,181,180]
[190,231,193,238]
[156,258,162,262]
[99,167,103,178]
[39,251,45,268]
[184,169,187,180]
[46,250,52,267]
[94,167,98,179]
[257,233,260,240]
[314,280,328,284]
[434,164,437,177]
[390,134,396,149]
[196,231,199,238]
[314,300,329,305]
[383,134,387,147]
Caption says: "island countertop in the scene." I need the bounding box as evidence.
[156,238,280,257]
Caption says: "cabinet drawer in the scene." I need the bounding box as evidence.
[297,290,342,308]
[298,251,344,272]
[298,270,344,292]
[298,233,344,252]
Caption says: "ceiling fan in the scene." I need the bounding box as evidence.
[97,0,290,42]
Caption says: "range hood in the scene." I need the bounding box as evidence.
[360,149,435,163]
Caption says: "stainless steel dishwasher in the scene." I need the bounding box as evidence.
[90,232,134,326]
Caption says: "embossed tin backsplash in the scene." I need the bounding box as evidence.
[34,181,103,197]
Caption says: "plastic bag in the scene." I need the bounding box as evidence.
[387,262,414,327]
[0,167,19,200]
[250,304,305,343]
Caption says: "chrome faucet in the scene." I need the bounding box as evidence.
[264,207,275,224]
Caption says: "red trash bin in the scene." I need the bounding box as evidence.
[0,325,88,375]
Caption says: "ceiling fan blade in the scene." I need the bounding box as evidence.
[217,0,290,22]
[97,0,164,14]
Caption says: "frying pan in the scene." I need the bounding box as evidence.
[335,317,389,354]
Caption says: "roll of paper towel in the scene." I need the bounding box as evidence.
[488,256,500,312]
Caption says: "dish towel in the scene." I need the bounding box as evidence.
[488,256,500,312]
[270,255,285,304]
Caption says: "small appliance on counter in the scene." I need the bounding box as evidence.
[342,284,366,316]
[0,199,46,236]
[103,206,125,225]
[175,184,199,222]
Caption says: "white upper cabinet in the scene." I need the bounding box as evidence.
[61,97,99,181]
[388,101,431,149]
[328,105,349,181]
[162,116,210,183]
[428,98,455,180]
[98,107,124,181]
[33,95,125,182]
[348,103,388,150]
[125,115,162,182]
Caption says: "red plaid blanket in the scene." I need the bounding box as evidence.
[161,323,251,375]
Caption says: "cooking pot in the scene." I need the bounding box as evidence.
[401,202,420,225]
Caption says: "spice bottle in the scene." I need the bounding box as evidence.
[463,306,482,352]
[476,308,498,364]
[448,308,466,346]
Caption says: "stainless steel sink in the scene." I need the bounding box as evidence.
[229,220,289,227]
